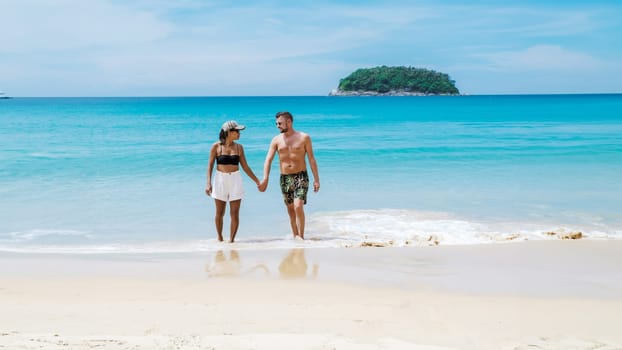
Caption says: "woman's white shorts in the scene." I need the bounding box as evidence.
[212,170,244,202]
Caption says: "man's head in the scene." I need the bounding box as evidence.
[275,111,293,133]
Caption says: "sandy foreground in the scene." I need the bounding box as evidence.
[1,240,621,350]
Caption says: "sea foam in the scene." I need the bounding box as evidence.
[0,209,618,254]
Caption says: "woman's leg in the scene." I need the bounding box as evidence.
[214,199,227,241]
[229,199,241,243]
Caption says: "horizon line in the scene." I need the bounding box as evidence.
[2,92,622,98]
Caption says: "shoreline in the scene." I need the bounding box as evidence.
[328,88,461,96]
[2,241,621,349]
[1,240,621,296]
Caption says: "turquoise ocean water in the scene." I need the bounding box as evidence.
[1,95,621,253]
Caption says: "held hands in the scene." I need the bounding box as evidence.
[258,179,268,192]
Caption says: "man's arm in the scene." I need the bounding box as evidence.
[259,138,278,192]
[305,134,320,192]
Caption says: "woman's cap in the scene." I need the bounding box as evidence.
[221,120,246,132]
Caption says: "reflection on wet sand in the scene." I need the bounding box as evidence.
[205,250,270,278]
[279,249,319,279]
[205,249,319,279]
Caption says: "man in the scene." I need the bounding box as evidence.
[259,111,320,239]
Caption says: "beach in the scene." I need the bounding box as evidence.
[4,0,622,347]
[1,240,621,350]
[2,96,622,349]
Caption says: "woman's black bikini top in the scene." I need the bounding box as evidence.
[216,144,240,166]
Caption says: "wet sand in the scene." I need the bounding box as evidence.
[1,240,621,349]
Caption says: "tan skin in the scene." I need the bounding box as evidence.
[205,129,259,243]
[259,115,320,239]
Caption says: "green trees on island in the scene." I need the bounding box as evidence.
[336,66,459,95]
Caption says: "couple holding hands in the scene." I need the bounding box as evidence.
[205,111,320,243]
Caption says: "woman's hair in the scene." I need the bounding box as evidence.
[219,129,227,144]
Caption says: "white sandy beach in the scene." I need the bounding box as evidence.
[1,240,621,350]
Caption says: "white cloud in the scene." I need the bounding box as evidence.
[157,3,432,61]
[480,45,605,72]
[0,0,172,53]
[2,1,435,95]
[478,7,599,37]
[2,1,620,95]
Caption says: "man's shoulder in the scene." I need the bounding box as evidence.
[293,130,309,138]
[297,131,311,141]
[270,134,284,147]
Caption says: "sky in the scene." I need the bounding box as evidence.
[1,0,621,96]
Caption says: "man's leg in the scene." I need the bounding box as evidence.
[293,198,305,239]
[286,203,299,237]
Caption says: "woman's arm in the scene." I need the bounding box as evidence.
[205,143,218,196]
[238,144,260,185]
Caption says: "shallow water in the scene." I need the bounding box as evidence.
[1,95,621,252]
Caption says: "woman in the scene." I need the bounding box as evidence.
[205,120,260,243]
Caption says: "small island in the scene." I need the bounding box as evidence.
[329,66,460,96]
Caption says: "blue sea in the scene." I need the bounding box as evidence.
[1,95,621,253]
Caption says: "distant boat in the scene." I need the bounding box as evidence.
[0,92,11,99]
